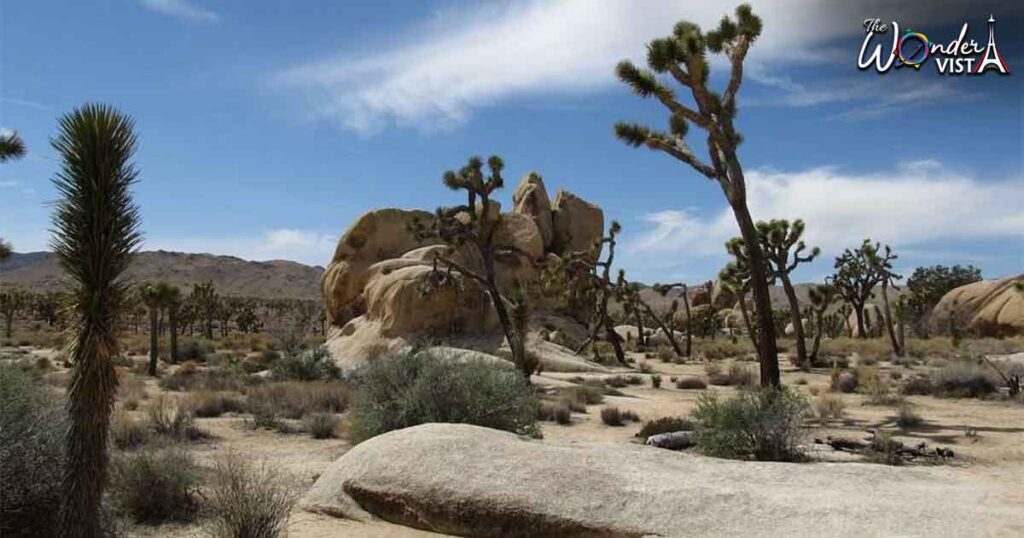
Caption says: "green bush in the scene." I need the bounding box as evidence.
[350,351,540,442]
[204,452,301,538]
[637,416,694,440]
[693,388,809,462]
[271,346,340,381]
[109,449,200,524]
[651,374,662,389]
[0,365,67,537]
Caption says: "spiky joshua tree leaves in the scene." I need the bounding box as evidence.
[51,104,142,538]
[613,4,780,387]
[418,155,537,379]
[756,219,820,368]
[1,130,25,261]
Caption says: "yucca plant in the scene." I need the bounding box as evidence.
[51,104,142,538]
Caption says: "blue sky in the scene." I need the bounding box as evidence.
[1,0,1021,284]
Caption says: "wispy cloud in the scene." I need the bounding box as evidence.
[145,229,337,266]
[1,97,53,111]
[139,0,219,22]
[624,160,1024,274]
[275,0,1017,133]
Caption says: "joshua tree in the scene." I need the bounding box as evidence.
[190,281,219,339]
[574,221,627,365]
[756,219,820,368]
[0,237,11,263]
[615,270,647,351]
[416,155,537,378]
[905,265,981,337]
[164,284,182,363]
[138,283,163,376]
[0,129,26,162]
[650,282,689,357]
[52,104,142,538]
[865,242,902,357]
[614,4,780,387]
[829,239,886,340]
[718,258,757,351]
[807,283,837,365]
[0,286,28,339]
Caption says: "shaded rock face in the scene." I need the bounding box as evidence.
[932,275,1024,336]
[303,423,1024,538]
[551,188,604,258]
[321,176,605,371]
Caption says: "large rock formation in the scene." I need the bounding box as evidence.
[550,188,604,257]
[303,423,1024,537]
[321,175,607,373]
[931,275,1024,336]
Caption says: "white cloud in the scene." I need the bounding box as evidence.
[146,229,337,266]
[625,160,1024,266]
[139,0,219,22]
[275,0,1018,133]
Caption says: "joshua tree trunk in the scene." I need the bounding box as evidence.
[733,205,780,387]
[169,307,179,364]
[3,313,11,339]
[853,302,867,339]
[810,310,825,364]
[779,273,809,368]
[880,282,903,356]
[147,307,159,376]
[682,287,692,357]
[639,301,683,357]
[633,309,646,351]
[737,291,759,353]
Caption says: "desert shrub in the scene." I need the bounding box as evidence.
[258,349,282,365]
[858,355,879,367]
[697,339,752,361]
[625,374,644,385]
[178,338,214,362]
[930,362,999,398]
[637,361,653,374]
[109,449,200,524]
[865,432,904,466]
[0,365,67,537]
[350,351,540,442]
[204,452,301,538]
[637,416,694,440]
[111,410,150,450]
[794,377,808,385]
[303,412,340,439]
[656,345,675,362]
[900,374,933,395]
[814,393,846,422]
[562,384,605,405]
[159,365,247,392]
[117,372,147,410]
[675,375,708,390]
[889,370,903,380]
[896,403,924,428]
[148,395,202,440]
[271,346,340,381]
[692,388,809,462]
[537,401,572,425]
[831,370,858,393]
[651,374,662,389]
[820,337,889,362]
[188,390,246,418]
[905,337,954,359]
[707,362,754,386]
[605,375,629,388]
[600,406,639,426]
[245,381,350,427]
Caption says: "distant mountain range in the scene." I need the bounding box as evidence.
[0,251,325,301]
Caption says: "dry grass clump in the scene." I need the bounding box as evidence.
[814,393,846,422]
[537,401,573,425]
[900,374,933,395]
[148,395,205,440]
[117,372,147,410]
[109,448,200,525]
[600,406,640,426]
[111,410,150,450]
[819,337,890,362]
[705,361,754,387]
[637,416,694,440]
[159,363,248,392]
[302,412,341,439]
[651,374,662,389]
[696,339,753,361]
[559,384,606,406]
[245,381,351,429]
[930,362,1001,398]
[187,390,246,418]
[896,403,924,428]
[675,375,708,390]
[858,367,905,406]
[204,452,301,538]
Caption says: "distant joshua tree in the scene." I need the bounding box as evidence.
[866,242,902,357]
[190,281,219,339]
[138,283,162,375]
[615,270,648,351]
[51,104,142,538]
[756,219,820,368]
[416,155,537,379]
[0,286,28,339]
[613,4,780,387]
[572,221,627,365]
[807,283,837,365]
[164,284,182,363]
[721,237,758,350]
[647,281,688,357]
[829,239,884,340]
[0,237,12,263]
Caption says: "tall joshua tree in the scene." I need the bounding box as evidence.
[139,283,162,376]
[614,4,780,386]
[574,221,627,365]
[417,156,537,378]
[719,257,757,352]
[651,282,689,357]
[615,270,647,351]
[756,219,820,368]
[865,242,902,356]
[52,104,142,538]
